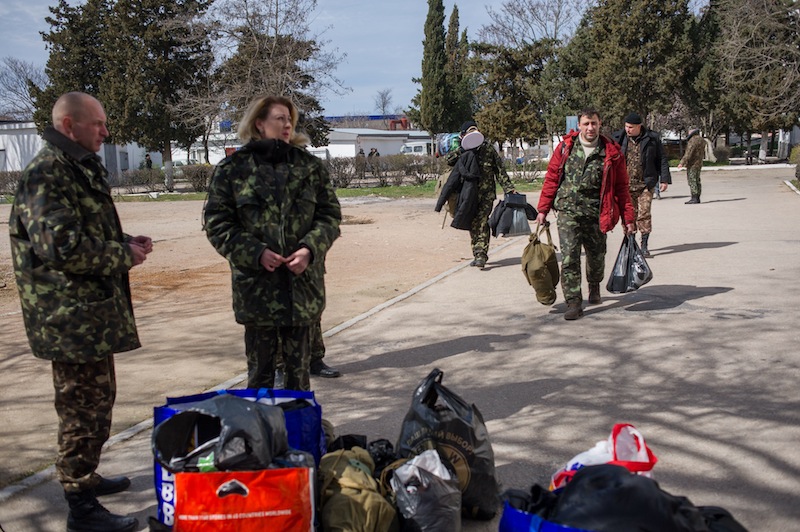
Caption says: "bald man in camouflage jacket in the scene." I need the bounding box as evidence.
[9,92,150,532]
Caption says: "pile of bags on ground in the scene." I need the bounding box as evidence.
[148,370,748,531]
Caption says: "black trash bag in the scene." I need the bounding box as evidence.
[550,464,748,532]
[397,369,499,520]
[391,454,462,532]
[368,438,398,479]
[606,234,653,293]
[153,394,288,473]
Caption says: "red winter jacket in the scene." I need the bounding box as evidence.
[537,131,635,233]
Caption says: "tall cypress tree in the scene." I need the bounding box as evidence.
[444,7,473,130]
[419,0,449,135]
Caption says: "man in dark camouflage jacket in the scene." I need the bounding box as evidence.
[8,92,151,532]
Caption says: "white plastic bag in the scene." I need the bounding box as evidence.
[551,423,657,490]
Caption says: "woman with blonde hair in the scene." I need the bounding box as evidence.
[204,95,341,391]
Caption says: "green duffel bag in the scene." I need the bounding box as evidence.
[521,222,560,305]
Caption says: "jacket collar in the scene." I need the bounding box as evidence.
[42,126,103,165]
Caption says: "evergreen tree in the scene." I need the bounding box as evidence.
[101,0,212,148]
[31,0,109,131]
[564,0,693,127]
[419,0,450,135]
[444,7,473,130]
[470,41,552,145]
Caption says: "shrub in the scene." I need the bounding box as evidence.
[712,145,730,164]
[0,170,21,196]
[182,165,214,192]
[326,157,356,189]
[118,168,165,193]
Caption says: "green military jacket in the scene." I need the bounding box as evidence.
[203,139,341,327]
[8,127,140,363]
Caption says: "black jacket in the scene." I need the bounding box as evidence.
[612,128,671,191]
[435,149,481,230]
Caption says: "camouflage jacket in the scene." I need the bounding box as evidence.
[203,139,341,327]
[538,131,635,233]
[8,127,140,363]
[679,132,705,170]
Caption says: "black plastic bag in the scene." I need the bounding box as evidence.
[606,234,653,293]
[391,451,462,532]
[501,465,748,532]
[396,369,499,520]
[152,394,288,473]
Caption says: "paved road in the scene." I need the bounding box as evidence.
[1,166,798,531]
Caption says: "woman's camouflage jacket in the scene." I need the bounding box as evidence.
[204,139,341,327]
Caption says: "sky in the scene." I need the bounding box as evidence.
[0,0,497,117]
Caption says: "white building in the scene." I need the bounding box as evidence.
[172,128,434,164]
[0,120,158,181]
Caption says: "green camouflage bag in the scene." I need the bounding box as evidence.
[521,222,560,305]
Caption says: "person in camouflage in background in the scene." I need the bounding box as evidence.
[8,92,151,532]
[677,127,705,204]
[445,120,516,269]
[536,109,635,320]
[611,112,671,257]
[204,95,341,392]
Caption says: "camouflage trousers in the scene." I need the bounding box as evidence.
[469,199,494,260]
[52,356,116,493]
[687,168,702,196]
[630,184,654,234]
[245,325,310,391]
[557,214,607,303]
[276,321,325,371]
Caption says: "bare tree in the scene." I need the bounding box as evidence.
[479,0,589,46]
[0,57,48,120]
[715,0,800,160]
[373,88,394,115]
[213,0,347,142]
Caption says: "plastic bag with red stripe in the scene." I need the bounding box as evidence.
[550,423,657,491]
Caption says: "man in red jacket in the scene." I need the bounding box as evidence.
[536,109,635,320]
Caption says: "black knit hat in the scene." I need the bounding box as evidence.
[624,112,643,125]
[460,120,478,135]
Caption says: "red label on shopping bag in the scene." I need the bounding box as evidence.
[175,468,314,532]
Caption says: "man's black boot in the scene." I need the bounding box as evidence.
[66,490,138,532]
[685,195,700,204]
[640,234,651,258]
[310,360,341,378]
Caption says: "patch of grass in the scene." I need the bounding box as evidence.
[335,180,439,199]
[342,215,374,225]
[114,192,208,202]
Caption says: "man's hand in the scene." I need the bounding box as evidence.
[285,247,312,276]
[128,242,148,266]
[535,212,547,226]
[625,223,636,235]
[260,249,286,273]
[129,235,153,254]
[659,183,668,192]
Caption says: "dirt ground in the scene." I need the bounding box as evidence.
[0,195,513,488]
